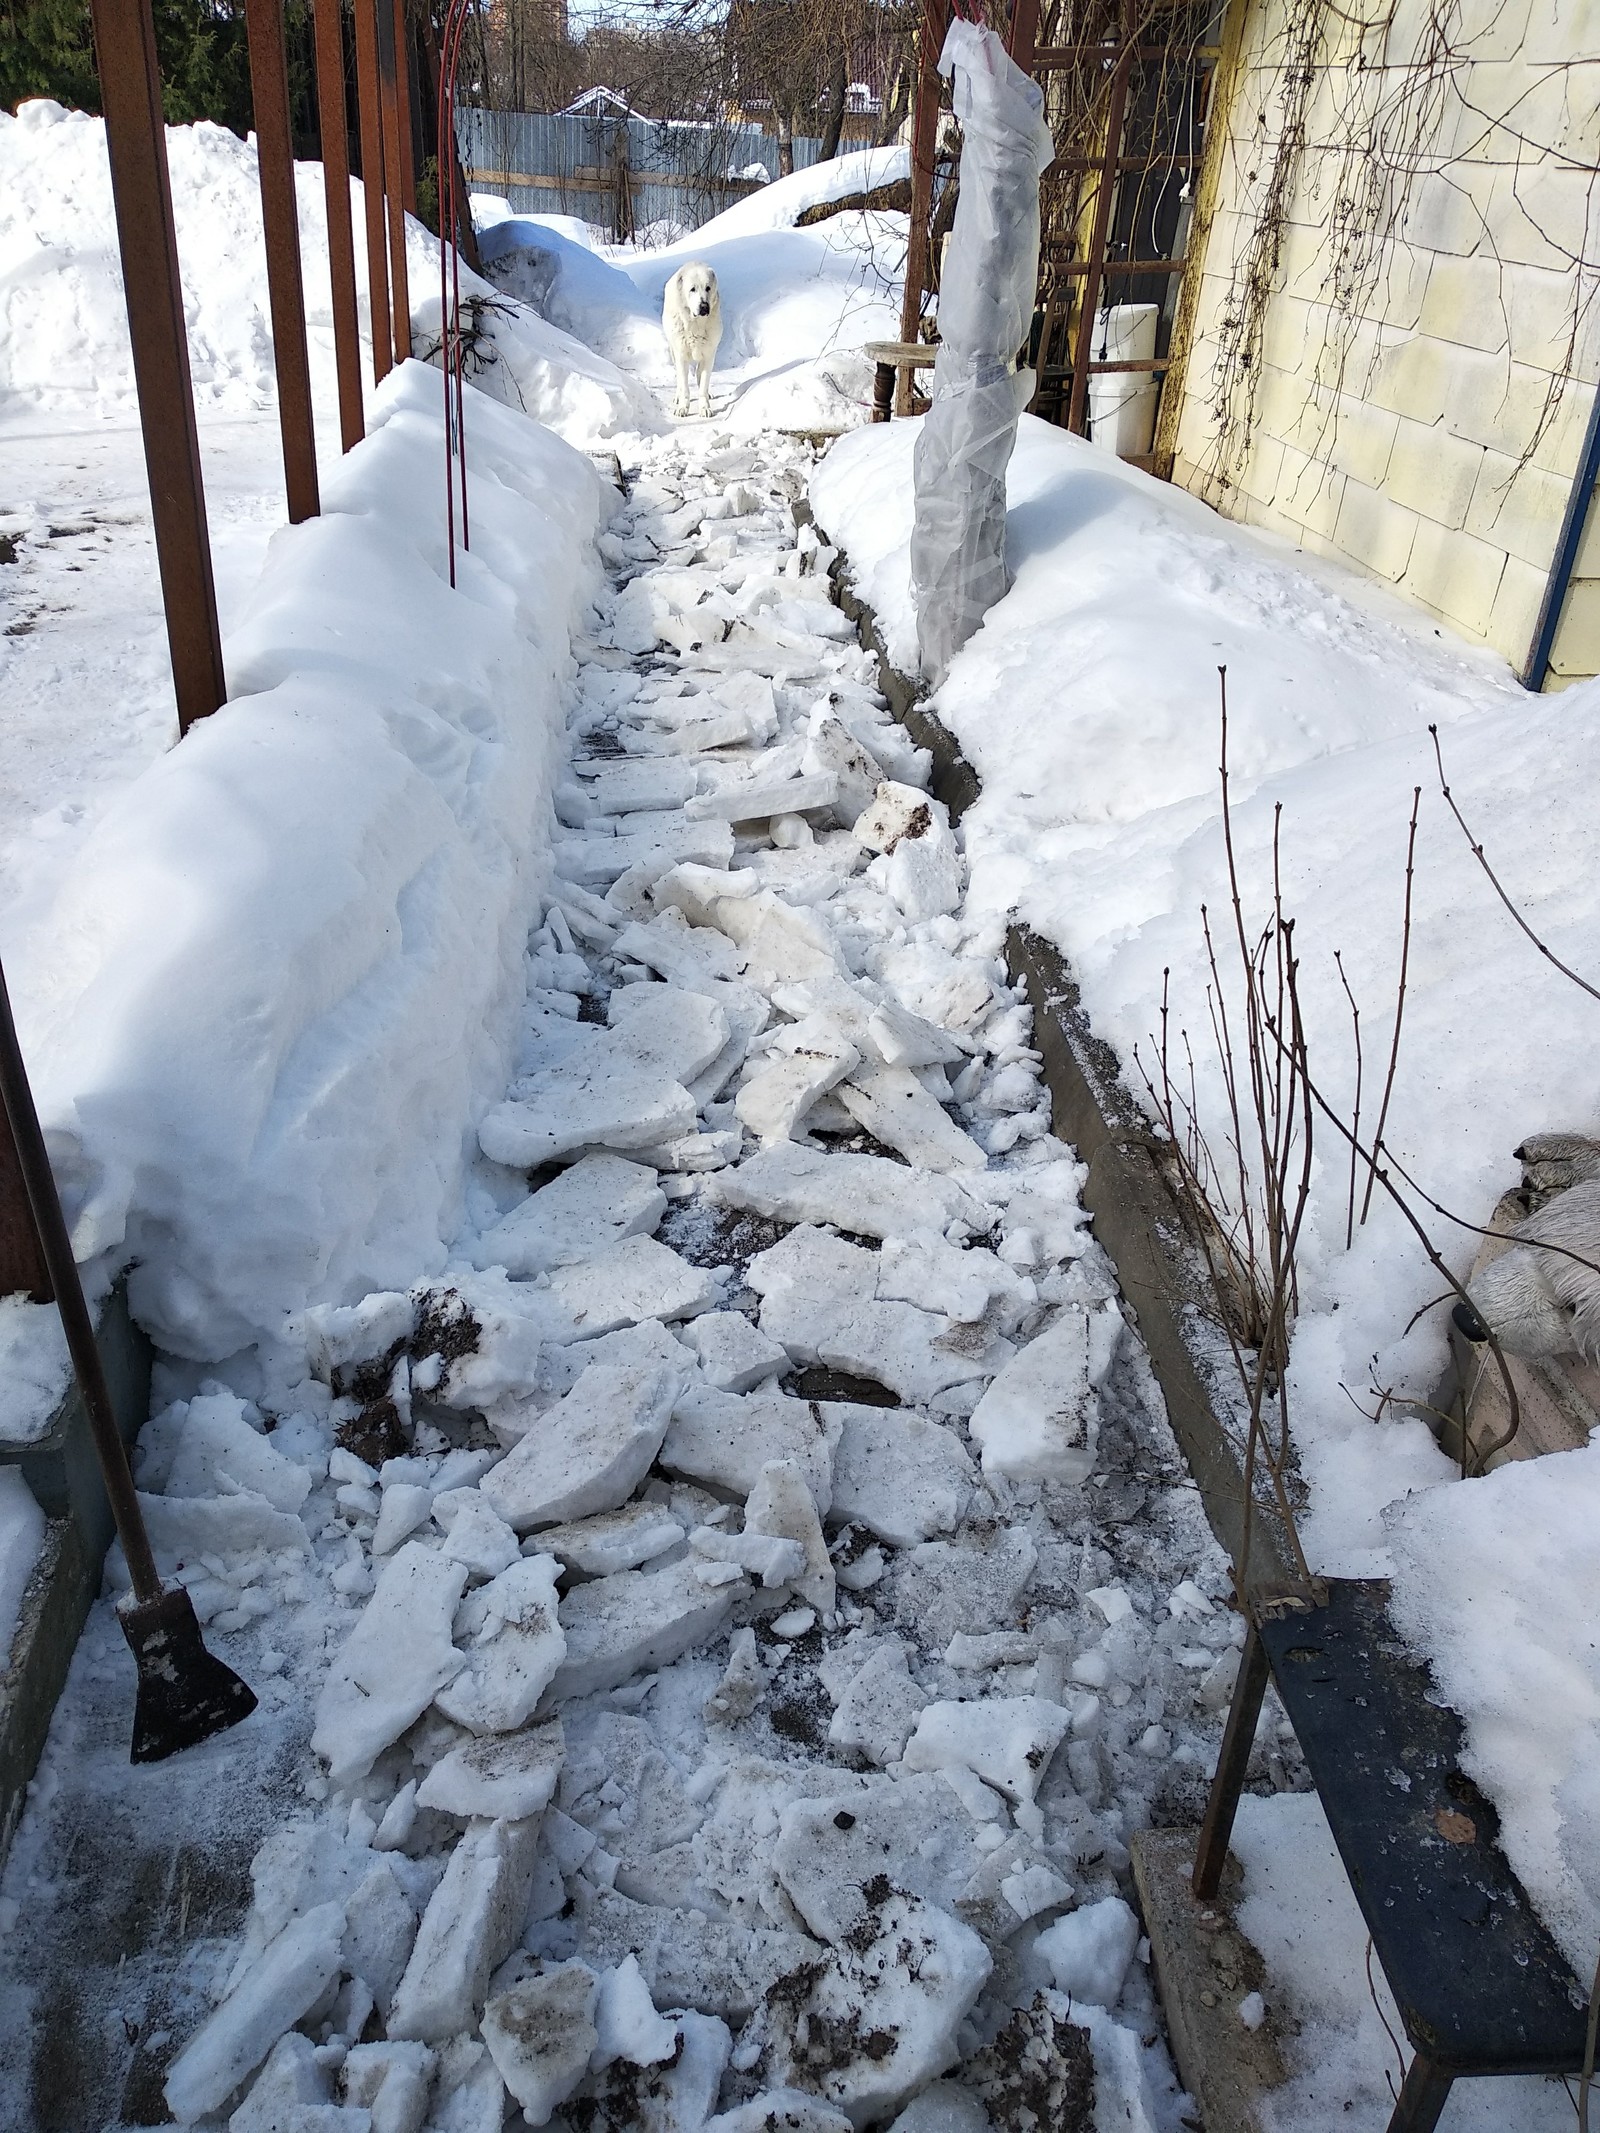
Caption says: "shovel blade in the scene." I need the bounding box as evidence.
[119,1584,258,1764]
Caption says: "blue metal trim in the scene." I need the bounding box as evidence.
[1522,376,1600,691]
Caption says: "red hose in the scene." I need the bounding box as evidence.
[438,0,473,586]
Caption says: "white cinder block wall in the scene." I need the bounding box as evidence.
[1169,0,1600,685]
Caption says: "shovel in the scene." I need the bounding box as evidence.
[0,955,256,1762]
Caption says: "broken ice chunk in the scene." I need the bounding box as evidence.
[691,1525,807,1588]
[746,1227,993,1405]
[425,2038,506,2133]
[548,1237,723,1335]
[828,1404,976,1546]
[609,983,731,1084]
[578,1887,813,2021]
[837,1064,986,1175]
[481,1959,598,2125]
[706,1624,765,1721]
[226,2032,337,2133]
[661,1385,840,1513]
[760,1890,990,2126]
[585,2009,731,2133]
[559,817,735,889]
[707,2092,854,2133]
[998,1862,1074,1923]
[480,1054,697,1169]
[164,1901,347,2124]
[416,1717,566,1821]
[735,1030,859,1145]
[574,756,699,815]
[341,2042,434,2133]
[164,1393,313,1513]
[372,1479,436,1557]
[471,1154,666,1278]
[343,1859,419,2019]
[434,1554,566,1733]
[434,1489,520,1579]
[705,1142,985,1241]
[1033,1896,1140,2009]
[312,1544,468,1786]
[681,1311,788,1392]
[893,1531,1038,1646]
[387,1817,541,2043]
[712,890,842,990]
[827,1638,928,1767]
[592,1954,679,2070]
[901,1697,1071,1804]
[745,1458,834,1613]
[482,1357,682,1531]
[877,1234,1035,1335]
[551,1555,742,1700]
[304,1290,415,1388]
[884,2084,991,2133]
[538,1499,686,1577]
[802,709,884,825]
[967,1302,1122,1483]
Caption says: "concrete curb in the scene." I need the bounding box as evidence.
[0,1284,151,1863]
[829,556,1294,1598]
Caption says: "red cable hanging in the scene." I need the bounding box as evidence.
[438,0,473,586]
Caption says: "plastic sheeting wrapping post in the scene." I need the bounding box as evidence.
[909,20,1055,689]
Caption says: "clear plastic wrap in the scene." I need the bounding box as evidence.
[910,20,1055,687]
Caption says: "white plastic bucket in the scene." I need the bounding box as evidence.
[1086,302,1159,460]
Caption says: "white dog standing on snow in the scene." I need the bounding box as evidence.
[663,261,722,418]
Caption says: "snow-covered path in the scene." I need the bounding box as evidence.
[0,424,1249,2133]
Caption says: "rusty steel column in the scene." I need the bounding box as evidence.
[314,0,364,450]
[898,0,947,415]
[1007,0,1041,73]
[391,0,418,217]
[376,0,413,363]
[88,0,227,735]
[354,0,393,383]
[244,0,320,523]
[0,1118,51,1303]
[1066,5,1135,436]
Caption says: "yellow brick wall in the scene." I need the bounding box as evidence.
[1167,0,1600,686]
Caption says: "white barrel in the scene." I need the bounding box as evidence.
[1086,302,1159,460]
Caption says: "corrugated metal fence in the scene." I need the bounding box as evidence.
[456,106,827,240]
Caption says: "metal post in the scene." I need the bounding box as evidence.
[376,0,413,363]
[1192,1622,1270,1899]
[1521,379,1600,691]
[899,0,947,415]
[391,0,418,217]
[1385,2054,1454,2133]
[1065,2,1135,436]
[354,0,393,383]
[88,0,227,736]
[1008,0,1041,73]
[314,0,364,451]
[0,1117,52,1302]
[244,0,320,524]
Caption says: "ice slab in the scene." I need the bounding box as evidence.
[578,1888,814,2021]
[471,1154,667,1277]
[705,1143,986,1242]
[583,2008,731,2133]
[341,2042,434,2133]
[417,1271,583,1410]
[967,1303,1121,1483]
[388,1816,540,2043]
[426,2038,507,2133]
[165,1901,346,2124]
[609,983,731,1085]
[865,998,966,1070]
[344,1861,420,2018]
[165,1392,313,1514]
[837,1065,986,1175]
[826,1638,928,1766]
[549,1237,723,1334]
[593,1954,679,2069]
[615,908,742,988]
[558,818,735,888]
[538,1498,686,1576]
[662,1385,840,1514]
[573,757,699,814]
[483,1357,681,1530]
[735,1034,858,1145]
[745,1458,834,1613]
[687,769,840,823]
[802,711,883,825]
[773,1769,1002,1940]
[434,1554,566,1733]
[877,1235,1034,1335]
[829,1404,977,1546]
[902,1697,1072,1804]
[892,1531,1038,1646]
[551,1555,742,1700]
[760,1888,990,2126]
[480,1054,697,1169]
[747,1226,995,1405]
[716,892,843,990]
[681,1311,789,1393]
[434,1489,520,1580]
[312,1544,468,1786]
[481,1959,598,2125]
[416,1717,566,1820]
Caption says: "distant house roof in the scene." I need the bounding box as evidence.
[560,85,632,118]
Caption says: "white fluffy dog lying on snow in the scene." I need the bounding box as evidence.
[1465,1173,1600,1360]
[663,261,722,418]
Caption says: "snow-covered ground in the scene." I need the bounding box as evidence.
[3,73,1597,2133]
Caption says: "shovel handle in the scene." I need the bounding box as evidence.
[0,954,163,1604]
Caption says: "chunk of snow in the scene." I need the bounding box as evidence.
[662,1385,840,1513]
[902,1696,1071,1803]
[387,1816,541,2042]
[417,1716,566,1819]
[827,1638,928,1766]
[548,1236,722,1333]
[609,982,732,1083]
[341,2042,434,2133]
[480,1056,697,1168]
[312,1544,468,1785]
[164,1392,313,1512]
[1033,1896,1140,2009]
[539,1498,686,1576]
[681,1310,788,1392]
[837,1064,986,1175]
[706,1142,985,1241]
[481,1959,598,2124]
[472,1153,667,1277]
[550,1554,742,1699]
[592,1954,679,2069]
[482,1357,681,1530]
[434,1553,566,1733]
[165,1900,346,2123]
[745,1457,835,1612]
[434,1488,521,1579]
[967,1302,1121,1483]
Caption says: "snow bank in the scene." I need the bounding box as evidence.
[0,98,653,443]
[19,360,607,1359]
[683,146,909,245]
[812,411,1600,1980]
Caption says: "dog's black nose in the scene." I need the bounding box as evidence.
[1452,1299,1491,1343]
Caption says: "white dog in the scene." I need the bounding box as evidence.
[663,261,722,419]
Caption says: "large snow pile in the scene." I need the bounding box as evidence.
[812,414,1600,1977]
[477,151,907,436]
[0,98,657,443]
[16,360,607,1360]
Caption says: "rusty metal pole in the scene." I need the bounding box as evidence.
[391,0,419,217]
[0,1120,51,1302]
[354,0,393,383]
[244,0,320,523]
[314,0,364,451]
[1008,0,1041,73]
[1065,8,1135,436]
[898,0,948,415]
[376,0,413,363]
[88,0,227,735]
